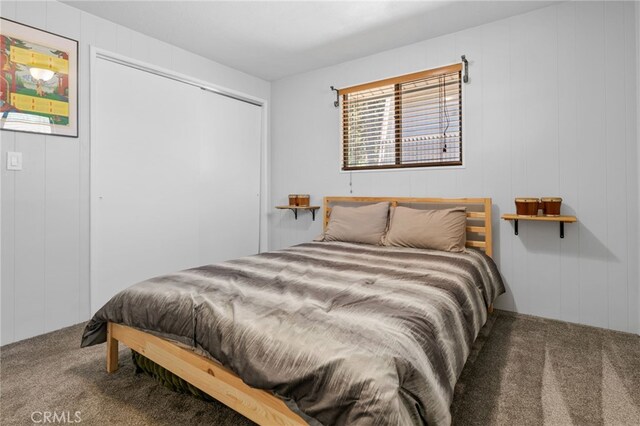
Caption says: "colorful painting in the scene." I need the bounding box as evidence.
[0,18,78,137]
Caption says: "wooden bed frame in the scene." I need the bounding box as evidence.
[106,196,493,426]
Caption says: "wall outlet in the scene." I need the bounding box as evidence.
[7,152,22,171]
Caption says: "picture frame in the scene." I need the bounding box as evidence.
[0,17,78,137]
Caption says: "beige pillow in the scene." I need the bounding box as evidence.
[384,206,467,252]
[323,202,390,245]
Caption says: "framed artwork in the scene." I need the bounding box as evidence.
[0,18,78,137]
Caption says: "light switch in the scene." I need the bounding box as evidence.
[7,152,22,171]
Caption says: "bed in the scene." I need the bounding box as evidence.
[81,196,504,425]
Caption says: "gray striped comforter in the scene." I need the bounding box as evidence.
[81,242,504,425]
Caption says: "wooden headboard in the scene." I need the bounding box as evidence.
[323,197,493,258]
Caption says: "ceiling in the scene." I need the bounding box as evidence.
[63,1,558,81]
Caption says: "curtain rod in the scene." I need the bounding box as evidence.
[330,55,469,108]
[461,55,469,83]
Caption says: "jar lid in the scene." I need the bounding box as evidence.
[297,194,310,198]
[541,197,562,202]
[515,197,539,202]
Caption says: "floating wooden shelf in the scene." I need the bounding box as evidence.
[275,205,321,221]
[501,214,577,238]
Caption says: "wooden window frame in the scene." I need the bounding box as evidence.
[340,63,463,171]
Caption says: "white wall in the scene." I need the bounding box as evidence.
[270,1,639,333]
[0,0,270,345]
[636,0,640,331]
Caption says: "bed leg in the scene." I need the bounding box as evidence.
[106,322,119,373]
[488,304,494,314]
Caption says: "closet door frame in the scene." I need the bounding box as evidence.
[89,47,269,311]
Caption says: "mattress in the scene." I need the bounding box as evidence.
[82,241,505,425]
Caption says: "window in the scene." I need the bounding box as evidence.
[340,64,462,171]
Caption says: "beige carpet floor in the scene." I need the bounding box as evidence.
[1,310,638,425]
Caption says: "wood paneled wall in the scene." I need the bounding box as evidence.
[0,0,270,345]
[269,1,639,333]
[636,1,640,330]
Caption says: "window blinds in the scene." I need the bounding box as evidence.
[340,63,463,170]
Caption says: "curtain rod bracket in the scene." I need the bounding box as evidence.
[330,86,340,108]
[461,55,469,83]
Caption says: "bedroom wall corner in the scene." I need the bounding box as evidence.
[0,0,271,345]
[636,0,640,334]
[269,1,640,334]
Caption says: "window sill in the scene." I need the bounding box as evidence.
[338,164,466,174]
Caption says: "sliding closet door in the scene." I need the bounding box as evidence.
[198,91,261,264]
[92,58,262,314]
